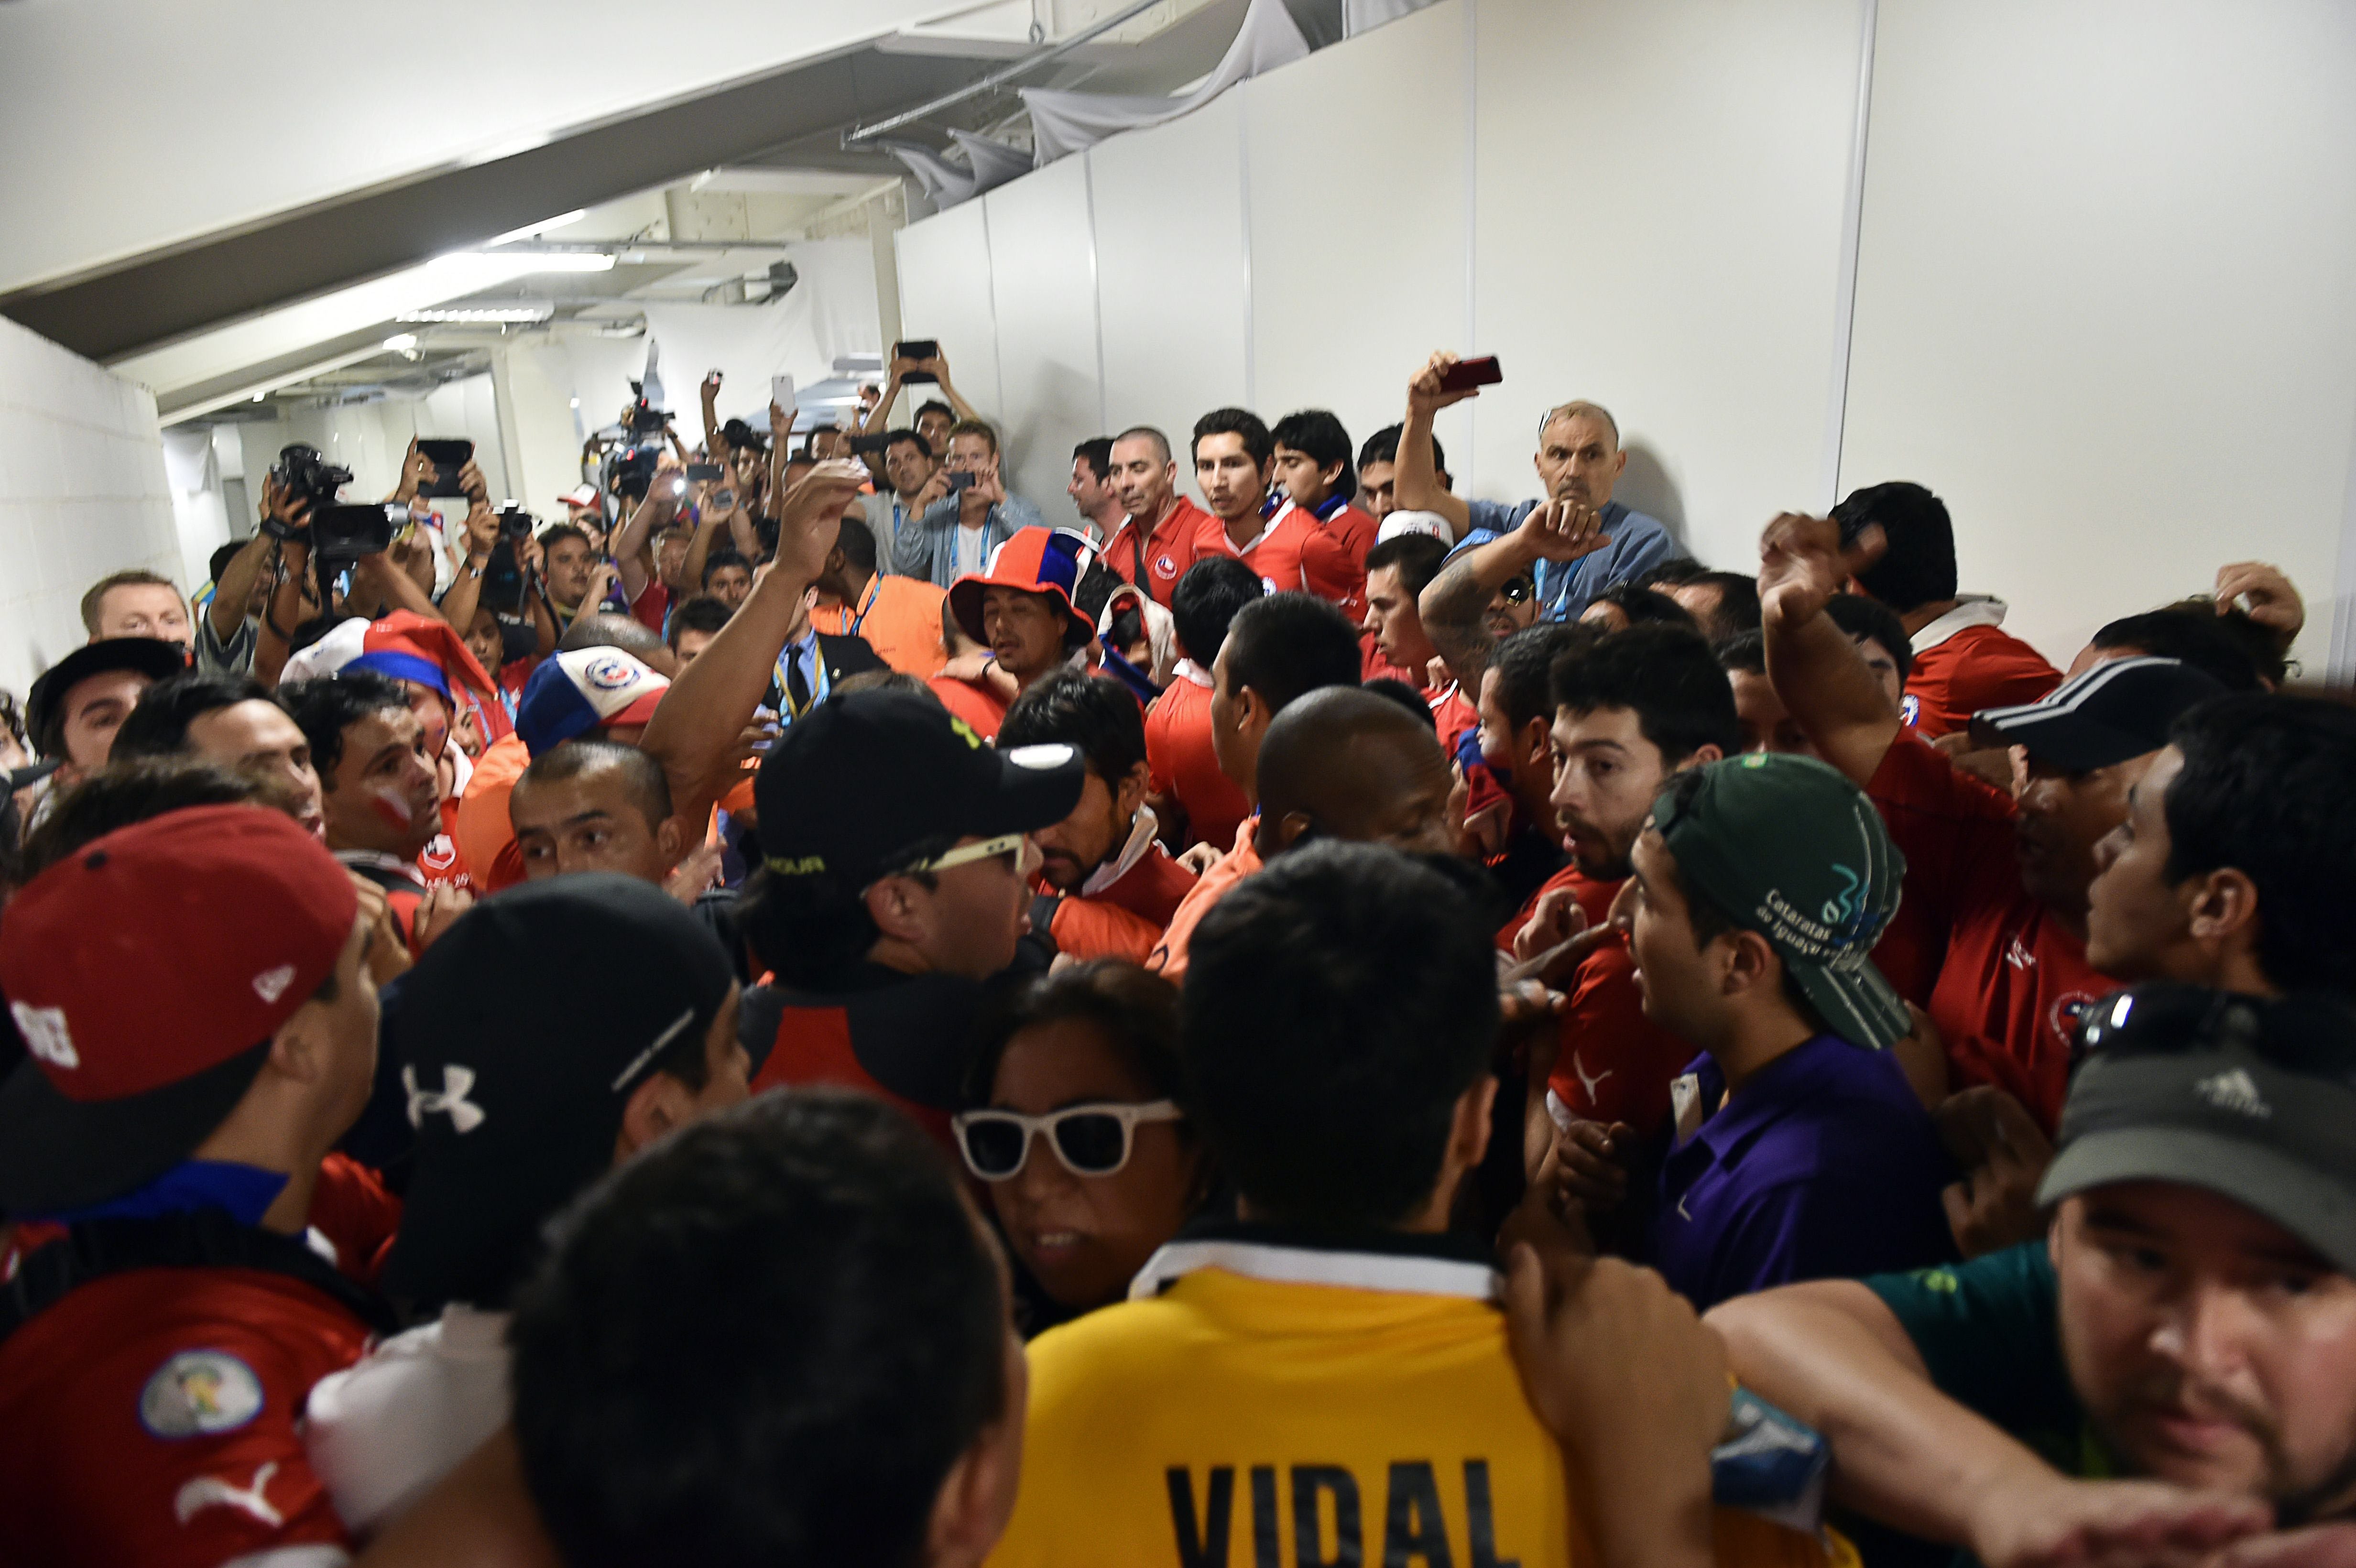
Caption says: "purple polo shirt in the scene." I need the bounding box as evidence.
[1643,1034,1957,1311]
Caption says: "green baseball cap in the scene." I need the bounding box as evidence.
[1651,752,1911,1051]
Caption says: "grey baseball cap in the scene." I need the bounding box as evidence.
[2040,985,2356,1275]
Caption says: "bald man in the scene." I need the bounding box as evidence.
[1254,687,1457,860]
[1150,678,1458,981]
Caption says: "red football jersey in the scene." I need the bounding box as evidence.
[0,1267,371,1567]
[1144,670,1251,855]
[1904,622,2061,738]
[1102,496,1219,607]
[926,673,1012,742]
[1509,868,1695,1139]
[1867,731,2111,1130]
[1298,498,1378,621]
[1188,501,1315,594]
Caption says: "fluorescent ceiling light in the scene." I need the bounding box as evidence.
[397,305,554,323]
[489,209,589,246]
[382,332,419,350]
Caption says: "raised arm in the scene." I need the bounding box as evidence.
[861,363,906,437]
[1757,513,1901,789]
[927,349,982,425]
[640,463,864,823]
[1394,351,1478,535]
[1706,1282,2270,1564]
[1418,500,1611,690]
[611,478,676,604]
[699,371,729,463]
[208,532,272,644]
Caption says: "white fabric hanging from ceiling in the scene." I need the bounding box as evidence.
[1021,0,1310,166]
[884,131,1032,208]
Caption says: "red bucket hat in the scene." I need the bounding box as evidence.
[947,528,1099,650]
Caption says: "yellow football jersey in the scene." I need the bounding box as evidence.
[988,1234,1855,1568]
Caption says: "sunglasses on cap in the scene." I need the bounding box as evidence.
[2071,984,2356,1086]
[873,832,1028,886]
[952,1100,1183,1181]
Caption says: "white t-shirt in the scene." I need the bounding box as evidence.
[954,521,989,578]
[303,1303,511,1534]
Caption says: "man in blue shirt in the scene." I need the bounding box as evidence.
[893,418,1046,589]
[1392,356,1677,671]
[1587,751,1955,1311]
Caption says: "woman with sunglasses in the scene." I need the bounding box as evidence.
[955,961,1216,1332]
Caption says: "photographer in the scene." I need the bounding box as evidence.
[438,484,558,683]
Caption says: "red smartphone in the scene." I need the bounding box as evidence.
[1437,356,1502,392]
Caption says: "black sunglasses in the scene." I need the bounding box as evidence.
[2072,983,2356,1085]
[1499,576,1535,605]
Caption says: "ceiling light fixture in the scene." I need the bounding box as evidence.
[382,333,419,351]
[489,209,590,246]
[396,305,555,324]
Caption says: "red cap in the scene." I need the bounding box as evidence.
[0,805,360,1212]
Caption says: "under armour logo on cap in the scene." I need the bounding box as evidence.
[403,1063,487,1132]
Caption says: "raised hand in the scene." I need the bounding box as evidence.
[1407,350,1483,416]
[770,460,866,588]
[2214,560,2304,644]
[1757,511,1865,629]
[1512,498,1615,565]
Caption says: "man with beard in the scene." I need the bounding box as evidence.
[1711,985,2356,1567]
[1504,626,1734,1184]
[998,671,1197,964]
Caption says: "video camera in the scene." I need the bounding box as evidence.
[270,444,353,512]
[624,379,669,436]
[606,444,662,503]
[310,502,403,570]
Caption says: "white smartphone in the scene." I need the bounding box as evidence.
[771,374,795,409]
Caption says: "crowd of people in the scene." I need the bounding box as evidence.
[2,336,2355,1568]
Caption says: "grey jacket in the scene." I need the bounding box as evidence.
[892,492,1045,588]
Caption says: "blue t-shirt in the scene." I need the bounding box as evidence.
[1462,498,1678,621]
[1643,1034,1958,1312]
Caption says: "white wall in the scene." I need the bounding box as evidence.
[0,317,177,699]
[894,0,2356,671]
[1838,0,2356,669]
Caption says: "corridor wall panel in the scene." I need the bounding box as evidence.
[1090,93,1253,502]
[982,157,1107,526]
[1243,0,1472,468]
[1468,0,1862,567]
[1839,0,2356,664]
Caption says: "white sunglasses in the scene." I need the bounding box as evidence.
[952,1100,1183,1180]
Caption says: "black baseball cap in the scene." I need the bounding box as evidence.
[24,637,188,758]
[754,689,1085,887]
[1652,752,1911,1051]
[2042,984,2356,1275]
[380,874,738,1315]
[1970,655,2226,772]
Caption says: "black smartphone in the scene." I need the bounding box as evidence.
[946,469,976,493]
[417,438,473,498]
[686,462,725,483]
[1436,356,1503,392]
[896,339,939,383]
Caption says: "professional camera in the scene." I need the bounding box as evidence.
[606,444,662,503]
[309,502,402,570]
[270,444,353,512]
[496,503,534,542]
[624,379,668,436]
